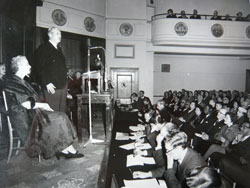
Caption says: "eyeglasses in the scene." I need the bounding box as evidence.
[166,147,175,154]
[241,125,250,129]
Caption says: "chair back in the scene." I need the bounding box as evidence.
[2,90,24,163]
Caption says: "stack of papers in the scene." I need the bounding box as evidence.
[126,154,155,167]
[129,135,145,140]
[119,143,135,150]
[119,142,152,151]
[124,179,163,188]
[134,143,152,150]
[129,125,145,131]
[115,132,130,140]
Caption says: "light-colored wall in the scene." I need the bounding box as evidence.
[153,54,250,97]
[36,0,106,38]
[105,0,154,100]
[46,0,106,16]
[156,0,250,16]
[106,0,146,19]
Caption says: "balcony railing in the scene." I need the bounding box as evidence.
[151,14,250,48]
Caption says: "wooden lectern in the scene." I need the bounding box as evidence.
[76,70,114,142]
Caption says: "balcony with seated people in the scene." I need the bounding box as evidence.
[151,12,250,53]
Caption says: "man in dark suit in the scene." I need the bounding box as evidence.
[33,27,68,112]
[211,122,250,187]
[164,132,206,188]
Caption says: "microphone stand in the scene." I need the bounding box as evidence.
[83,46,106,147]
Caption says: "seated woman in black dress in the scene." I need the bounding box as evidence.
[4,55,84,159]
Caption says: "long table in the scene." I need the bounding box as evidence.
[105,107,157,188]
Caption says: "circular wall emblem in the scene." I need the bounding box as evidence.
[84,17,96,32]
[52,9,67,26]
[119,23,133,36]
[246,26,250,39]
[174,22,188,36]
[211,24,223,38]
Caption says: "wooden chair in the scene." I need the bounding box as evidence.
[2,90,24,163]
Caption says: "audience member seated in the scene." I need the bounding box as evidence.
[211,10,222,20]
[130,92,139,110]
[67,71,82,125]
[178,10,188,19]
[193,108,225,155]
[156,99,171,122]
[186,166,221,188]
[223,14,232,21]
[203,112,239,160]
[133,122,178,179]
[236,106,248,126]
[164,132,207,188]
[190,9,201,19]
[181,105,205,141]
[68,71,82,98]
[235,11,245,21]
[4,55,84,160]
[230,101,239,114]
[137,91,152,121]
[166,9,177,18]
[210,122,250,187]
[162,91,172,106]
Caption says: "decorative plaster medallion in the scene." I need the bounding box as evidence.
[174,22,188,36]
[119,23,133,36]
[211,24,223,38]
[84,17,96,32]
[246,26,250,39]
[52,9,67,26]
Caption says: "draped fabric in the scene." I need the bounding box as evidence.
[4,75,76,159]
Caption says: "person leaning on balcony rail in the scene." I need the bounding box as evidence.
[235,11,246,21]
[166,9,177,18]
[211,10,222,20]
[223,14,232,21]
[190,9,201,19]
[178,10,188,19]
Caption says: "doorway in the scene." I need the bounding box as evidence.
[246,70,250,93]
[110,68,139,100]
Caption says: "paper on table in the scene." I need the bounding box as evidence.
[129,126,145,132]
[140,156,155,165]
[124,179,162,188]
[119,143,135,150]
[129,135,146,140]
[126,154,144,167]
[126,154,155,167]
[158,179,168,187]
[116,132,130,140]
[135,143,152,150]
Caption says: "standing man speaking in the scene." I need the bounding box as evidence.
[34,27,68,112]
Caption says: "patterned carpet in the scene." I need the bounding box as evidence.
[0,120,110,188]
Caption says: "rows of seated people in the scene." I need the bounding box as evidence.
[128,89,250,187]
[166,8,250,22]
